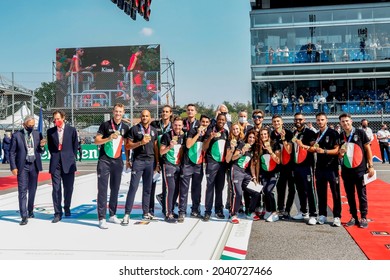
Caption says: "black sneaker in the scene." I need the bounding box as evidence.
[28,212,35,218]
[178,213,185,223]
[215,212,226,219]
[345,217,359,227]
[359,218,368,229]
[172,213,179,219]
[238,207,244,214]
[203,214,211,222]
[280,211,291,220]
[165,215,177,223]
[190,212,203,219]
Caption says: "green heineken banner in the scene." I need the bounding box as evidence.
[41,144,101,162]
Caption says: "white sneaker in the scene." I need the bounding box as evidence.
[317,215,327,225]
[292,212,308,220]
[307,216,317,225]
[98,219,108,229]
[263,211,272,220]
[266,212,279,222]
[333,217,341,227]
[108,215,121,224]
[121,214,130,226]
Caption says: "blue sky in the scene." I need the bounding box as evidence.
[0,0,251,107]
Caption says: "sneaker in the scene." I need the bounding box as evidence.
[165,214,177,224]
[359,218,368,229]
[292,212,309,220]
[156,193,163,207]
[172,213,179,219]
[121,214,130,226]
[317,215,327,225]
[98,219,108,229]
[345,217,359,227]
[280,211,291,220]
[230,215,239,224]
[263,211,272,220]
[178,213,185,223]
[307,216,317,225]
[332,217,341,227]
[238,207,244,214]
[203,214,211,222]
[108,215,121,224]
[190,212,203,219]
[215,212,225,219]
[249,212,261,221]
[266,212,280,222]
[143,213,155,220]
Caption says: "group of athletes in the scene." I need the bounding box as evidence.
[94,102,375,229]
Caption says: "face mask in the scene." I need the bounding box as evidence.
[239,117,247,123]
[55,119,64,128]
[25,126,33,134]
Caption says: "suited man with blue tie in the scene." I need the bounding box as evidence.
[47,110,78,223]
[9,115,46,225]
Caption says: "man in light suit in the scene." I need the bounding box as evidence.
[9,115,46,225]
[47,110,78,223]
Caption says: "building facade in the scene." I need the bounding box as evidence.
[250,0,390,115]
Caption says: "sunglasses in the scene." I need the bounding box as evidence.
[253,115,263,120]
[294,118,304,122]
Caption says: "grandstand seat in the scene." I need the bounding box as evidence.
[342,104,348,112]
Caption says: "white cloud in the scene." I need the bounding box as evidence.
[140,27,153,36]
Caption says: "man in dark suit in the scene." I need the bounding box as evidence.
[9,115,46,225]
[47,110,78,223]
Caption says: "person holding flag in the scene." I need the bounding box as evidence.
[159,116,185,223]
[257,128,281,222]
[94,103,130,229]
[291,112,317,225]
[339,113,375,229]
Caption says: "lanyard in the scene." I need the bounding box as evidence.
[186,119,197,131]
[111,119,122,134]
[138,123,150,135]
[343,127,355,143]
[316,127,328,144]
[160,120,171,134]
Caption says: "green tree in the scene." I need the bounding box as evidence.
[34,81,56,109]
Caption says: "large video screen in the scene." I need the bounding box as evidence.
[55,44,160,108]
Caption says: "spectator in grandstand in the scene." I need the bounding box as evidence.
[339,113,375,229]
[291,95,298,113]
[313,98,319,114]
[377,123,390,164]
[9,116,46,225]
[2,132,11,164]
[307,122,317,133]
[318,93,326,112]
[211,104,232,131]
[270,93,279,115]
[298,95,304,113]
[282,95,289,115]
[268,47,274,64]
[329,81,337,96]
[360,119,374,144]
[283,45,289,63]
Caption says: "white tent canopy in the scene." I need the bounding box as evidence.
[0,104,41,130]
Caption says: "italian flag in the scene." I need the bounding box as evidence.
[166,144,182,165]
[104,136,123,159]
[211,139,226,162]
[343,143,363,168]
[281,145,290,165]
[188,142,203,164]
[237,155,251,169]
[293,143,307,164]
[261,154,277,172]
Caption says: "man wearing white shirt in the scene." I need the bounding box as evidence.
[377,123,390,164]
[360,119,374,144]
